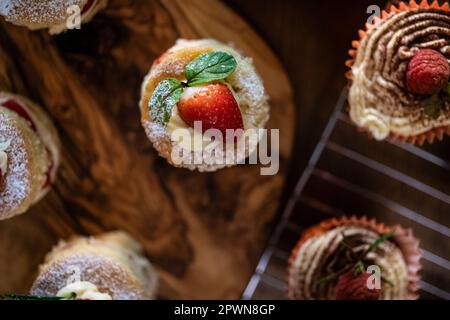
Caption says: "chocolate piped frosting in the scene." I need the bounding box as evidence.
[287,217,422,300]
[348,2,450,144]
[288,226,408,300]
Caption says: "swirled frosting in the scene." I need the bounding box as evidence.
[349,8,450,140]
[288,226,409,300]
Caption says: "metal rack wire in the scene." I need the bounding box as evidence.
[243,90,450,300]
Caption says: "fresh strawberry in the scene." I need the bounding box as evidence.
[335,270,381,300]
[178,83,244,138]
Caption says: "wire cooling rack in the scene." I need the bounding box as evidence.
[243,90,450,300]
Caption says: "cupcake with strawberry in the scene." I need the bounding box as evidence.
[287,216,422,300]
[347,0,450,145]
[140,39,270,172]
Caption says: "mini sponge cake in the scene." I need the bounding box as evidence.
[31,231,158,300]
[140,39,270,172]
[0,92,60,220]
[0,0,108,34]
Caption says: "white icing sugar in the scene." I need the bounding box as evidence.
[0,1,13,15]
[32,233,158,300]
[0,0,85,24]
[0,111,30,218]
[0,92,60,219]
[32,253,144,300]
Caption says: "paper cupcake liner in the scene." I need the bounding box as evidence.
[345,0,450,146]
[287,216,422,300]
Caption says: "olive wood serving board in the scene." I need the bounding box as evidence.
[0,0,294,299]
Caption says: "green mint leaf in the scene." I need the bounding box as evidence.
[0,294,67,300]
[422,94,443,120]
[186,51,237,86]
[316,273,339,285]
[316,266,352,286]
[353,261,365,275]
[149,78,183,127]
[367,230,395,253]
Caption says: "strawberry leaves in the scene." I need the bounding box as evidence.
[185,52,237,86]
[149,52,237,126]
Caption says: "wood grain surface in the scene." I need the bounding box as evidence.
[0,0,294,299]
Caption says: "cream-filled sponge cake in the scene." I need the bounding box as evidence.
[140,39,270,172]
[31,231,158,300]
[0,0,108,34]
[0,92,60,220]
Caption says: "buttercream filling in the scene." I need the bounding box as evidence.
[57,281,112,300]
[0,139,10,187]
[0,99,55,190]
[289,226,409,300]
[349,9,450,139]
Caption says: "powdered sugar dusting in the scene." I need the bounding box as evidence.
[32,233,158,300]
[0,0,85,25]
[0,110,31,219]
[32,253,145,300]
[0,92,59,220]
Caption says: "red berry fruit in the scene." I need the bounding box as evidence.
[406,49,450,95]
[335,271,381,300]
[178,83,244,139]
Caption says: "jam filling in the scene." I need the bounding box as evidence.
[81,0,96,15]
[2,100,37,132]
[1,100,53,189]
[0,168,4,191]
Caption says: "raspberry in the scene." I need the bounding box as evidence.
[406,49,450,95]
[335,271,381,300]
